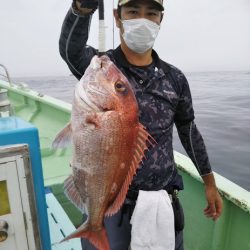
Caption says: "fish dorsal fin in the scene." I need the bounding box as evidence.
[64,175,87,214]
[105,123,155,217]
[52,122,72,149]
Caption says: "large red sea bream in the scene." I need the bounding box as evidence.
[52,55,153,250]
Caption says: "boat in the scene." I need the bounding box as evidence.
[0,66,250,250]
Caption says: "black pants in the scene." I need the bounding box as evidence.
[81,202,184,250]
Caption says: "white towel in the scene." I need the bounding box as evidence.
[130,190,175,250]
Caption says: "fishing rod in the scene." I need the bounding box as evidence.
[98,0,105,56]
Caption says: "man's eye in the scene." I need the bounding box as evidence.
[148,12,158,16]
[128,10,138,15]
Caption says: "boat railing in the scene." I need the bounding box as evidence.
[0,64,12,86]
[0,64,13,117]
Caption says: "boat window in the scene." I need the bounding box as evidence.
[0,181,11,215]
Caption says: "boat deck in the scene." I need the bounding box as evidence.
[46,189,81,250]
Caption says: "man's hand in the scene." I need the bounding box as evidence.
[75,0,98,10]
[202,173,223,221]
[204,185,223,220]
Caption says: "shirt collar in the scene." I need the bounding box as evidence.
[113,46,165,71]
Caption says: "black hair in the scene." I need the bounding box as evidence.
[116,3,163,19]
[117,6,122,19]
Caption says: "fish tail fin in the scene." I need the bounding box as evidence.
[81,227,109,250]
[61,225,109,250]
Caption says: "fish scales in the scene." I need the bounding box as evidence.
[52,55,154,250]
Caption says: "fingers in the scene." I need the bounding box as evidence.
[204,186,223,221]
[204,203,217,220]
[214,199,223,219]
[204,199,223,221]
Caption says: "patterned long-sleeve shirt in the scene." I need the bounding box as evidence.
[59,7,212,191]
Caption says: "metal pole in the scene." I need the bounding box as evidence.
[0,64,12,86]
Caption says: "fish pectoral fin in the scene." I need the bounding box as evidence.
[105,123,155,217]
[52,122,72,149]
[64,175,87,214]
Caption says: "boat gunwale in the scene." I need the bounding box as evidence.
[0,80,72,114]
[174,151,250,214]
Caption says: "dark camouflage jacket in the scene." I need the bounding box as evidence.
[59,8,212,191]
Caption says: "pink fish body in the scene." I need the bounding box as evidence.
[53,55,153,250]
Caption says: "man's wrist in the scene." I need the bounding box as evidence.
[202,172,217,188]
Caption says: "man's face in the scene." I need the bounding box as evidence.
[114,0,163,31]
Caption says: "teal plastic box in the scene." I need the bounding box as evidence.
[0,117,51,250]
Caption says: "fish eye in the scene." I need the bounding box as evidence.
[115,82,127,92]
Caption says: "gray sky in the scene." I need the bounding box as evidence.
[0,0,249,77]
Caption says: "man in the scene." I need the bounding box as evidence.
[59,0,223,249]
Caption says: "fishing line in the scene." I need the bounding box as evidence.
[98,0,105,56]
[112,0,115,49]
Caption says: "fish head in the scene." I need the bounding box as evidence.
[76,55,138,122]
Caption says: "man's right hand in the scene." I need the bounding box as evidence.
[75,0,98,10]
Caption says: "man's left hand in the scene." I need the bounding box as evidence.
[204,185,223,221]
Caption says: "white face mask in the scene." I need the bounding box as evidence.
[121,18,160,54]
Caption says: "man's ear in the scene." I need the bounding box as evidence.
[113,9,121,28]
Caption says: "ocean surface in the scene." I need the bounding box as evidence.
[11,71,250,191]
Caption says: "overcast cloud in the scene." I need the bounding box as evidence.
[0,0,249,77]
